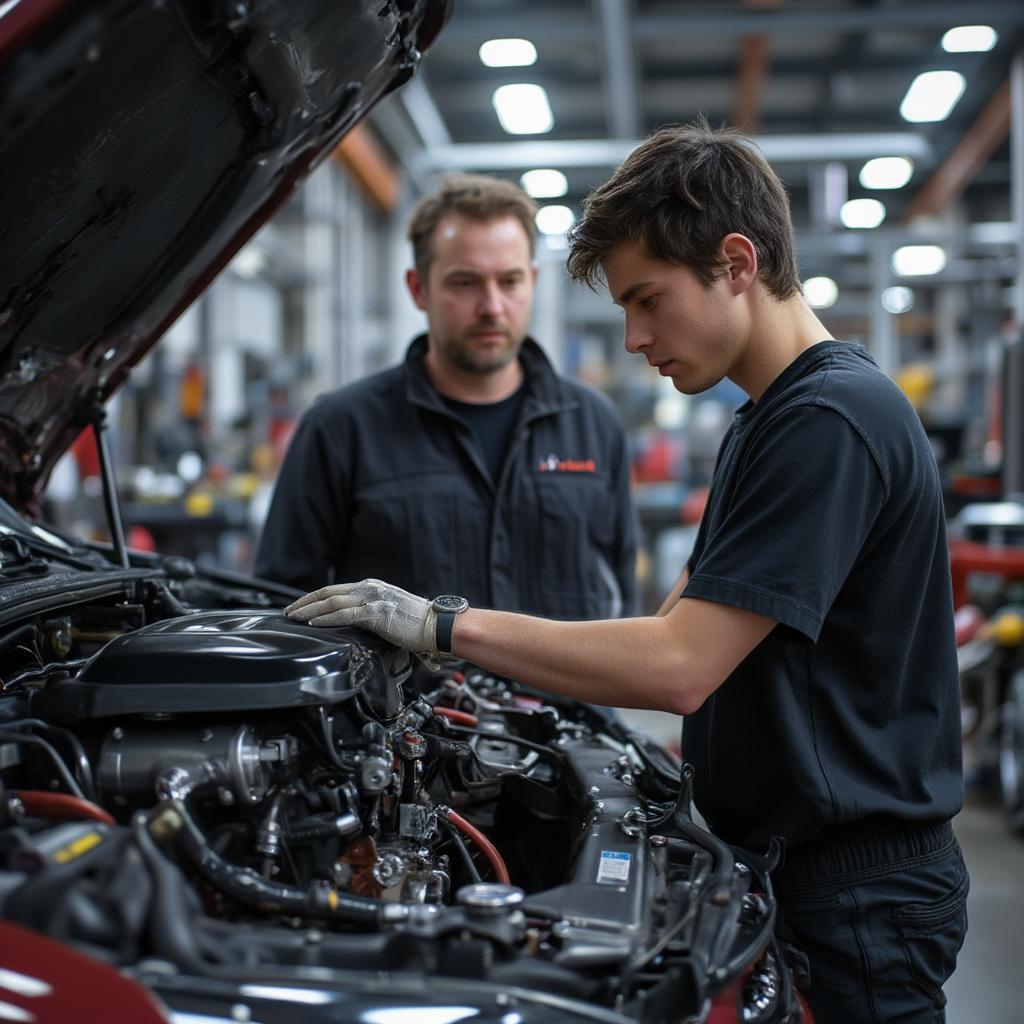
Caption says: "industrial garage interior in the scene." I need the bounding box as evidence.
[3,1,1024,1021]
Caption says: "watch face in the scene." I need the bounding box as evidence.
[433,595,468,613]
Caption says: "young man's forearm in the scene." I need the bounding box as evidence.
[451,596,773,717]
[452,609,693,713]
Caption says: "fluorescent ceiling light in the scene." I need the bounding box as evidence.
[859,157,913,190]
[840,198,886,229]
[881,286,915,314]
[479,38,537,67]
[535,205,575,235]
[941,26,998,53]
[492,84,554,135]
[802,277,838,309]
[520,168,568,198]
[900,70,965,123]
[891,245,947,276]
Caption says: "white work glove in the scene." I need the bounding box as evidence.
[285,579,438,656]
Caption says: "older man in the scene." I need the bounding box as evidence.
[256,174,637,620]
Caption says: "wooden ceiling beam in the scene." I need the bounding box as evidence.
[734,0,781,134]
[903,80,1011,222]
[332,123,400,213]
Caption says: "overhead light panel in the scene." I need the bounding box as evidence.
[492,84,554,135]
[941,26,998,53]
[900,71,965,123]
[891,245,947,276]
[535,205,575,235]
[479,38,537,67]
[520,168,568,198]
[803,277,838,309]
[881,286,915,314]
[859,157,913,190]
[840,198,886,229]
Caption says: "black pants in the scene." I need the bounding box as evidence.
[772,820,969,1024]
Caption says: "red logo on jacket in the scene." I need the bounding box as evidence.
[538,454,596,473]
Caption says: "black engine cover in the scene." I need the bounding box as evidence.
[33,611,410,722]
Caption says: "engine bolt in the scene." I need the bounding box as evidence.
[229,1005,252,1023]
[650,834,668,848]
[111,726,124,741]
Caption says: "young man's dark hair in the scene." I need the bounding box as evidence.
[407,173,538,280]
[567,120,800,300]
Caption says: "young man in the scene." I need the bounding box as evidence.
[255,174,637,620]
[286,124,967,1023]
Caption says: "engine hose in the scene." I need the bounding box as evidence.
[432,706,479,727]
[14,790,115,826]
[0,729,84,798]
[442,808,510,884]
[443,818,481,883]
[286,811,361,844]
[165,800,386,928]
[132,814,214,974]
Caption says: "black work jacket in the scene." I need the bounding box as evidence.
[254,336,637,619]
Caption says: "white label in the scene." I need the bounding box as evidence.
[597,850,631,885]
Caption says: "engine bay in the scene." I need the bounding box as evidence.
[0,565,801,1022]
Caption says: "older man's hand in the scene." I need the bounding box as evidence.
[285,579,438,655]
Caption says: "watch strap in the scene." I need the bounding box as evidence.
[435,609,458,655]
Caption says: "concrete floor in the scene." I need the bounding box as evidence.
[946,796,1024,1023]
[616,710,1024,1022]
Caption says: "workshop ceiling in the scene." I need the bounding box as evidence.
[371,0,1024,233]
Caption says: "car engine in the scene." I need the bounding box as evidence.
[0,567,804,1022]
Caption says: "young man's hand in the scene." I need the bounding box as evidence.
[285,579,437,655]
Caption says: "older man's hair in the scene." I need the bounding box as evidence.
[408,174,538,279]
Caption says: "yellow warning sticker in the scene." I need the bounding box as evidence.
[53,831,103,864]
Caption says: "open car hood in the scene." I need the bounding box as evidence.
[0,0,452,510]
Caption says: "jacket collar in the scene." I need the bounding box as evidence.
[403,333,579,419]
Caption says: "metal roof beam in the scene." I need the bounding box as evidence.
[594,0,640,138]
[413,133,934,175]
[439,4,1024,46]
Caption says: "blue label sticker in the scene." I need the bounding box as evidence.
[597,850,631,884]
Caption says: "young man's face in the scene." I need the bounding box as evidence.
[602,241,751,396]
[407,214,537,376]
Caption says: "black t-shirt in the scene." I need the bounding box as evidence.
[682,341,962,851]
[442,385,526,483]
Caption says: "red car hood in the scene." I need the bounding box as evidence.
[0,0,451,510]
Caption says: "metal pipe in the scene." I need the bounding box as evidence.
[89,399,129,569]
[1006,50,1024,499]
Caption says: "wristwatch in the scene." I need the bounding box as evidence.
[432,595,469,655]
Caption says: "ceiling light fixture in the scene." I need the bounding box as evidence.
[520,168,568,198]
[881,286,915,314]
[479,38,537,67]
[840,198,886,229]
[802,277,839,309]
[899,70,965,122]
[941,26,998,53]
[859,156,913,190]
[535,205,575,235]
[492,84,554,135]
[891,245,947,276]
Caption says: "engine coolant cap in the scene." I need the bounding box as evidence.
[456,882,525,918]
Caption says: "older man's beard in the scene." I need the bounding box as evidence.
[437,322,524,374]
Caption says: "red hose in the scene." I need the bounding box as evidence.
[15,790,115,826]
[433,706,479,727]
[444,808,510,884]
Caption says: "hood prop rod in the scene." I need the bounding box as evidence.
[87,395,130,569]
